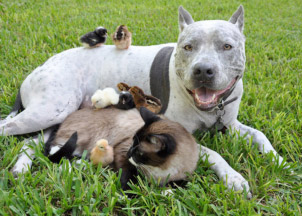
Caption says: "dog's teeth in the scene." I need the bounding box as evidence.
[212,94,216,101]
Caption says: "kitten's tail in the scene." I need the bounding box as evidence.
[45,132,78,163]
[44,124,60,156]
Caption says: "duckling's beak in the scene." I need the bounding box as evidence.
[91,98,97,106]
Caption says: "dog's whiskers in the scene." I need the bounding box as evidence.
[225,65,244,70]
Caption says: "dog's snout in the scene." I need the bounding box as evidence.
[193,63,216,81]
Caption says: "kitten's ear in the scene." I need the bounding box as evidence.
[139,107,161,125]
[151,134,176,157]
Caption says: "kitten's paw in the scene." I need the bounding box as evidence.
[223,171,252,199]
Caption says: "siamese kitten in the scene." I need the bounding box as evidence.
[45,107,199,189]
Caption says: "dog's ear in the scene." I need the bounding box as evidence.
[229,5,244,33]
[178,6,194,32]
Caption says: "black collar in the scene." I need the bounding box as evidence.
[150,46,174,114]
[211,76,242,112]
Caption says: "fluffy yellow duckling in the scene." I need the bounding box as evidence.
[91,87,119,109]
[90,139,114,166]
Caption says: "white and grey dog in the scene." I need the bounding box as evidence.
[1,5,284,197]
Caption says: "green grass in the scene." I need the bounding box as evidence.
[0,0,301,215]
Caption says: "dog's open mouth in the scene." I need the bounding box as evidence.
[187,77,238,111]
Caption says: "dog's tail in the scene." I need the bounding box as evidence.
[11,89,24,113]
[0,89,24,120]
[45,131,78,163]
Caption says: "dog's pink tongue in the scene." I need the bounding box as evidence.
[195,87,216,103]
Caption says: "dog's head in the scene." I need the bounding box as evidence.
[175,5,245,111]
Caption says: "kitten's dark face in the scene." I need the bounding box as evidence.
[128,106,178,159]
[128,132,176,166]
[127,107,181,183]
[127,107,174,164]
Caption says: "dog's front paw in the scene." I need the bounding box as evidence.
[0,119,6,125]
[10,154,33,178]
[223,171,252,199]
[11,163,30,178]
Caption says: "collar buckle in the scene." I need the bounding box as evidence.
[217,100,225,110]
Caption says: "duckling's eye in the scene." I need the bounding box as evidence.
[184,45,193,51]
[223,44,232,50]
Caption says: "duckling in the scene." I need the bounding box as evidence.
[80,26,107,48]
[91,88,119,109]
[115,91,136,110]
[130,86,162,114]
[112,25,132,49]
[117,82,131,91]
[117,83,162,113]
[90,139,114,166]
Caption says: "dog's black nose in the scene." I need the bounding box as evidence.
[193,63,216,81]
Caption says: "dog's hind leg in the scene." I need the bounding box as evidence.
[11,128,53,177]
[232,120,285,166]
[0,97,79,136]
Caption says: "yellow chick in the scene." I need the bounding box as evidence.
[112,25,132,49]
[90,139,114,166]
[91,88,120,109]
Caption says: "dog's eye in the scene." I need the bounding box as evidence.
[184,45,193,51]
[223,44,232,50]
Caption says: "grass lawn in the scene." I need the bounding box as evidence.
[0,0,301,215]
